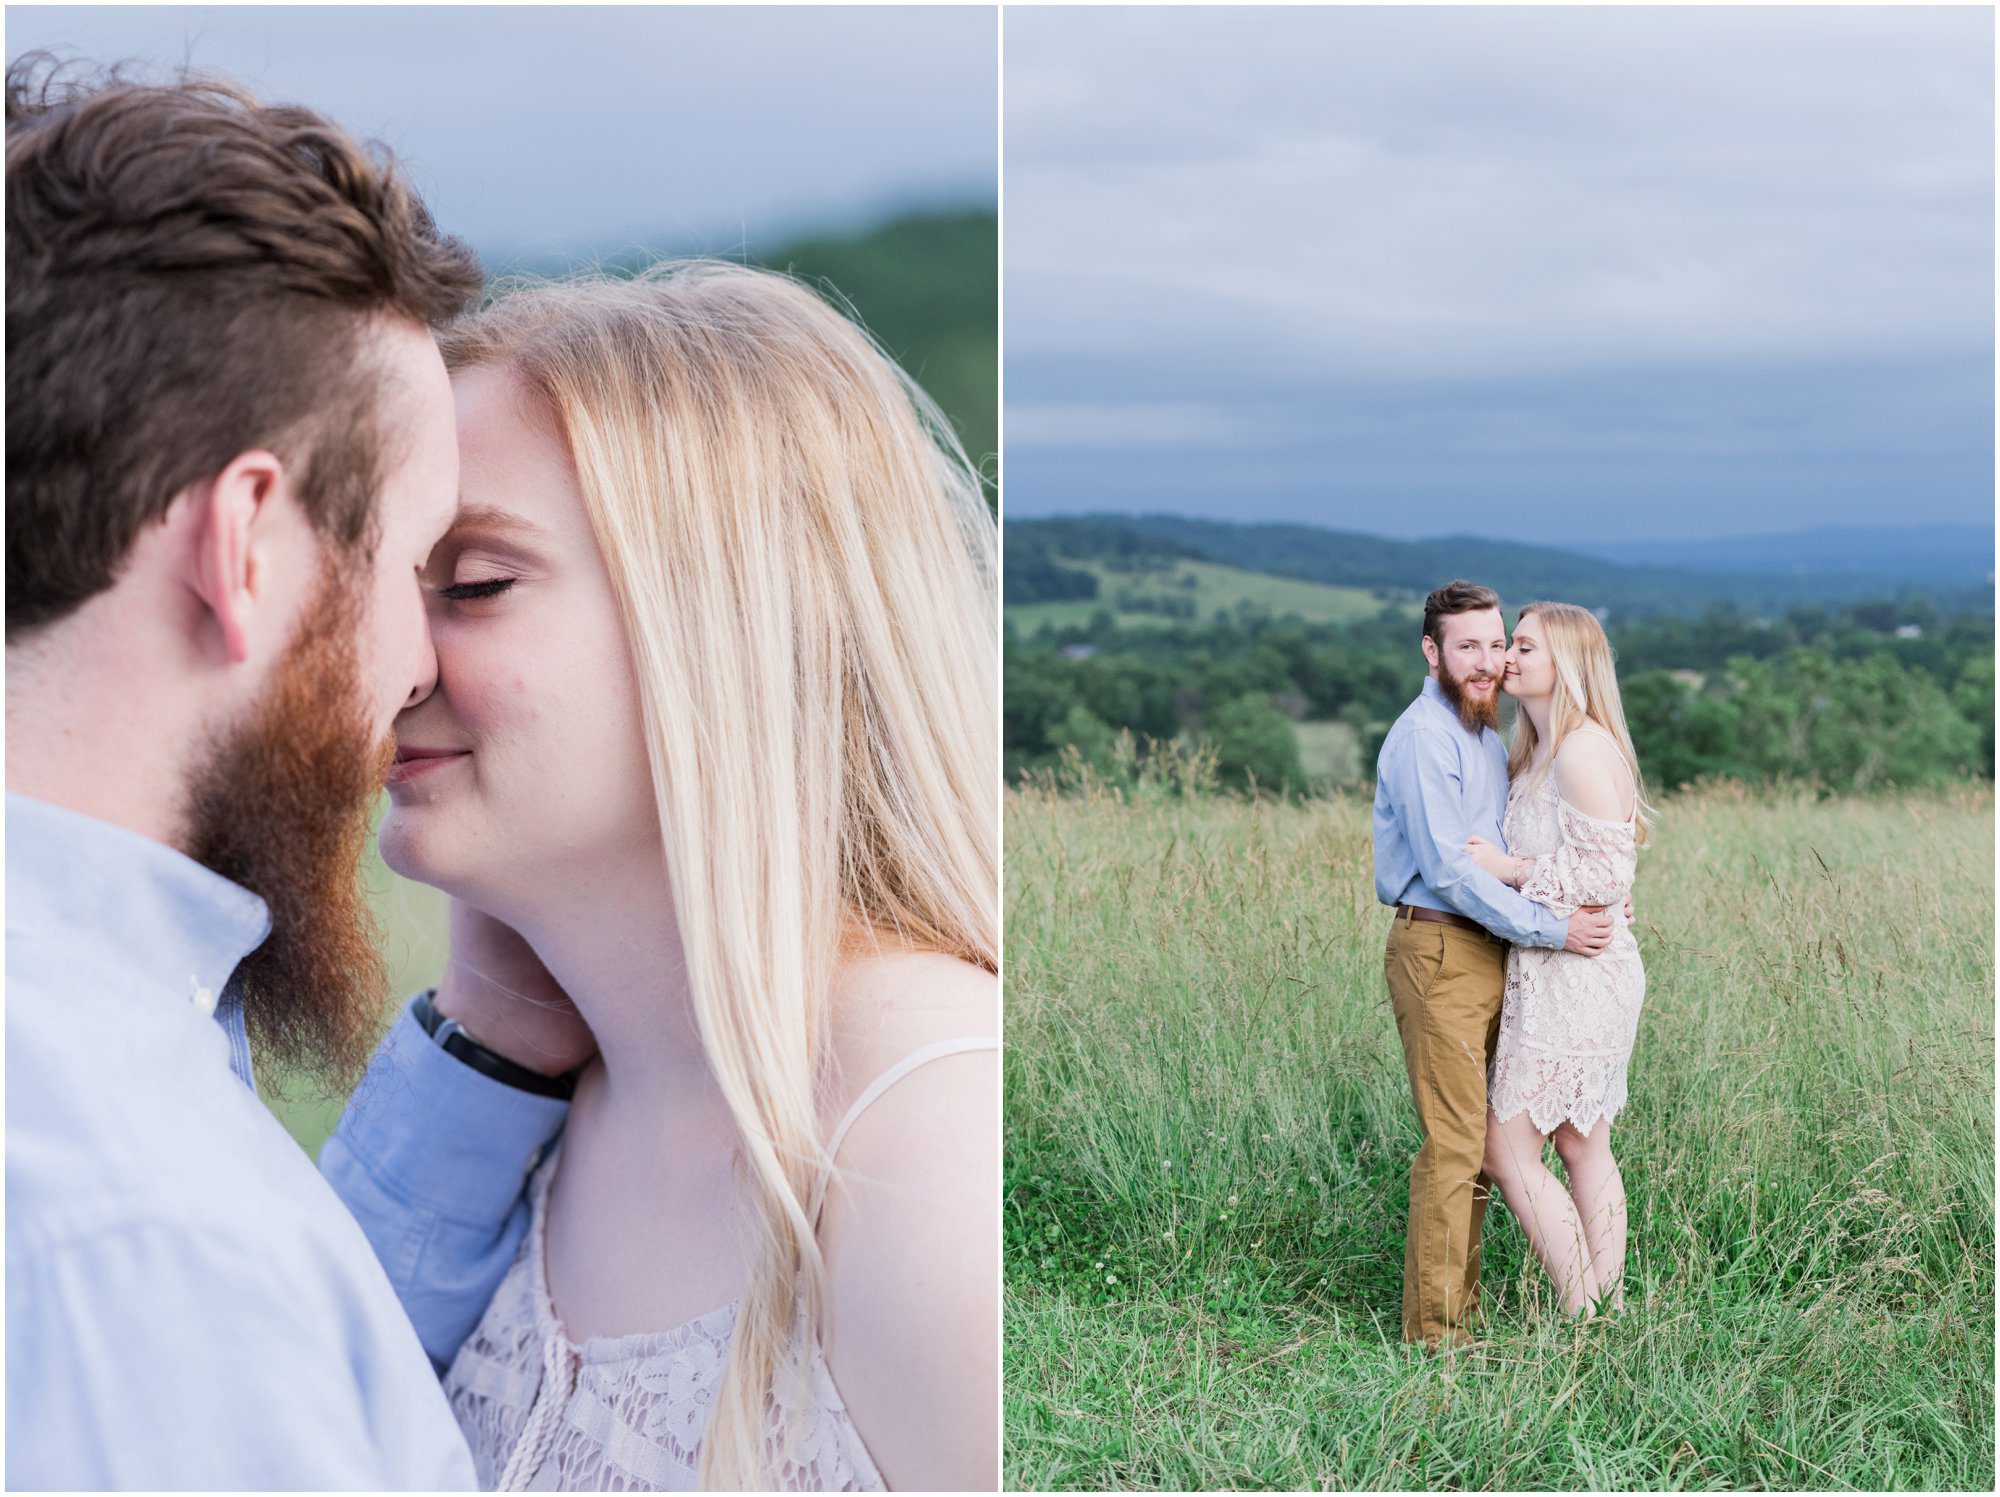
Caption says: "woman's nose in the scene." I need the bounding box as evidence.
[404,608,440,709]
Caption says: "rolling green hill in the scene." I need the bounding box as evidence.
[1007,557,1413,632]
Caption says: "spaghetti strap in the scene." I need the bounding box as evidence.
[810,1035,999,1220]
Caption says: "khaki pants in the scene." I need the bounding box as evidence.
[1384,912,1507,1346]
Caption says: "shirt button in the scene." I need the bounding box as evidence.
[190,978,217,1017]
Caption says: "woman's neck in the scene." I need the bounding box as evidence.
[1520,693,1555,747]
[511,860,711,1108]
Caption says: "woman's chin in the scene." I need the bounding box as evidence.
[376,819,517,921]
[375,812,452,892]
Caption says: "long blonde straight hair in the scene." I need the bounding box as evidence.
[439,261,998,1488]
[1506,601,1655,847]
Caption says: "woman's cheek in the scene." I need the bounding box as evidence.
[442,627,532,735]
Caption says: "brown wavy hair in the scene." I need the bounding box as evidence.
[5,54,483,639]
[1423,578,1503,646]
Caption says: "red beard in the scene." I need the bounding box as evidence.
[184,561,393,1097]
[1437,661,1502,733]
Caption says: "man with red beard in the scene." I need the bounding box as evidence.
[6,60,585,1487]
[1371,580,1618,1347]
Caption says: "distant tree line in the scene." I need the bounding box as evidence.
[1004,527,1099,602]
[1006,596,1995,796]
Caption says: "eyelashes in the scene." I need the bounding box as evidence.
[440,578,516,602]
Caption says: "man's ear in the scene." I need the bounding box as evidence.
[186,449,289,665]
[1420,634,1440,672]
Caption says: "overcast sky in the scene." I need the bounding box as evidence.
[1006,6,1993,542]
[6,6,997,265]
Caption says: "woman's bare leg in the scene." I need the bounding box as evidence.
[1482,1107,1600,1315]
[1552,1119,1626,1312]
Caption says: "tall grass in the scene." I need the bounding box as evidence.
[1004,779,1993,1490]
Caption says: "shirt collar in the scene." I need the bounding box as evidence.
[6,792,271,1043]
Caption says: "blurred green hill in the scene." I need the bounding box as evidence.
[767,208,997,495]
[507,207,997,508]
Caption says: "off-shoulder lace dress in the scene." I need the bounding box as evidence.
[1487,740,1645,1135]
[442,1036,998,1491]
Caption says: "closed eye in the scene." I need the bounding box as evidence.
[440,578,515,601]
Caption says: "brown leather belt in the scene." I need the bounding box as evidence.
[1397,903,1487,936]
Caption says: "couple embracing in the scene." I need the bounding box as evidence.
[1373,580,1654,1347]
[8,61,996,1491]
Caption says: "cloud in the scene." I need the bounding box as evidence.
[1007,400,1264,452]
[1004,6,1992,536]
[1009,7,1990,376]
[7,6,997,257]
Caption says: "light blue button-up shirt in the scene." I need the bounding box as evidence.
[6,793,567,1490]
[1371,676,1567,948]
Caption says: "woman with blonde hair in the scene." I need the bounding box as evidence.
[375,261,998,1490]
[1467,602,1652,1319]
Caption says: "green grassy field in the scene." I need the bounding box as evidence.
[1004,782,1994,1490]
[1008,559,1411,633]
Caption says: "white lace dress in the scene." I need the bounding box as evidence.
[1487,765,1645,1135]
[443,1036,997,1491]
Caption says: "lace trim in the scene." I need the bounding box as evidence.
[446,1144,880,1491]
[444,1036,997,1491]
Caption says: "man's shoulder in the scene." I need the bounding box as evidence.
[6,1161,472,1491]
[8,969,366,1275]
[1380,694,1461,763]
[6,1038,431,1419]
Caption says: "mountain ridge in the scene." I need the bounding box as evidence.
[1007,513,1993,617]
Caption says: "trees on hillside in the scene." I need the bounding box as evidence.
[1007,600,1996,795]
